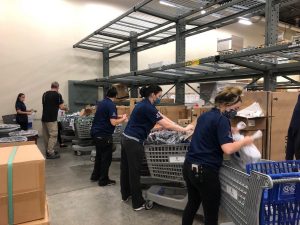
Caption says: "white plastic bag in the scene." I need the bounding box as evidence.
[231,125,262,169]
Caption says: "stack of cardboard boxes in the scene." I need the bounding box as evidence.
[0,142,49,225]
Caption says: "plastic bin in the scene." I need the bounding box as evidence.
[2,114,17,124]
[246,160,300,225]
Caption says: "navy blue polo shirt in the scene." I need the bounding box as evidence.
[186,108,233,171]
[124,99,163,142]
[15,101,28,123]
[90,97,118,137]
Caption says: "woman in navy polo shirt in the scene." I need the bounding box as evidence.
[182,87,254,225]
[121,85,194,211]
[90,87,127,186]
[15,93,33,130]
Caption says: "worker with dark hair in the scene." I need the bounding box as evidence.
[286,94,300,160]
[120,85,194,211]
[90,87,127,186]
[182,87,254,225]
[15,93,34,130]
[42,81,68,159]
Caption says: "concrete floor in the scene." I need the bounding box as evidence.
[39,140,231,225]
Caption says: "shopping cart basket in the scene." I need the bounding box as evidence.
[143,143,203,214]
[220,160,300,225]
[72,116,95,157]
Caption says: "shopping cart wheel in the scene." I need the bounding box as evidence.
[90,156,95,162]
[145,201,154,210]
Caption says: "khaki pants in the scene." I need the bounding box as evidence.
[42,122,58,155]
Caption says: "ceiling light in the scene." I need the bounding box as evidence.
[159,0,178,8]
[200,10,206,15]
[238,18,252,25]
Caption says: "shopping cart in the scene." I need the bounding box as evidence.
[143,143,203,213]
[111,123,127,160]
[220,160,300,225]
[72,116,95,157]
[60,115,77,141]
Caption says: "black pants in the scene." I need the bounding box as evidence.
[18,122,28,131]
[91,136,113,184]
[182,161,221,225]
[286,127,300,160]
[120,136,145,209]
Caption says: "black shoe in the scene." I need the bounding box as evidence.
[46,153,60,159]
[46,151,59,157]
[121,195,131,202]
[60,144,68,148]
[98,179,116,186]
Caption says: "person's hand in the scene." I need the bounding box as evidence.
[184,124,194,132]
[242,136,254,146]
[122,114,128,122]
[27,111,32,115]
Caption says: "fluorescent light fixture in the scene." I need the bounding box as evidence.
[159,0,178,8]
[238,18,252,25]
[200,10,206,14]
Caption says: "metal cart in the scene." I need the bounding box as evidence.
[220,160,300,225]
[72,116,95,157]
[143,143,203,213]
[60,115,77,141]
[0,136,27,143]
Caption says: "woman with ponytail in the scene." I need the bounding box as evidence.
[182,86,254,225]
[120,85,194,211]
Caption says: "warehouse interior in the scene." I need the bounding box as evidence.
[1,0,300,225]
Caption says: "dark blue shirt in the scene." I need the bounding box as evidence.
[289,94,300,129]
[124,99,163,142]
[15,101,28,123]
[90,97,118,137]
[186,108,233,171]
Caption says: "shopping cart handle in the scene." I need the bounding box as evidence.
[272,177,300,184]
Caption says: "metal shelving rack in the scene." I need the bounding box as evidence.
[73,0,300,103]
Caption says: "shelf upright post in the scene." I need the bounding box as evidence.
[130,31,139,98]
[175,19,186,104]
[103,45,110,97]
[263,0,279,91]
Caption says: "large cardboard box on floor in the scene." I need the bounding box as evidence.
[20,200,50,225]
[0,144,45,225]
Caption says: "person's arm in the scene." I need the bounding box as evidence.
[221,136,254,155]
[159,112,175,124]
[110,114,127,126]
[157,118,192,132]
[16,109,31,115]
[59,103,68,111]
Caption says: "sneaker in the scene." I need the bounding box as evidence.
[46,153,60,159]
[121,196,131,202]
[133,204,145,211]
[98,179,116,186]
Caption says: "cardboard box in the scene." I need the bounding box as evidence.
[20,200,50,225]
[231,117,267,131]
[113,84,129,99]
[0,145,45,225]
[0,141,35,148]
[157,105,187,122]
[178,119,191,127]
[191,107,212,122]
[117,106,131,117]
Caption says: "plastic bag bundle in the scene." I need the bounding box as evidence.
[231,122,262,169]
[146,130,189,145]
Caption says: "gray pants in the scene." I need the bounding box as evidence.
[42,122,58,155]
